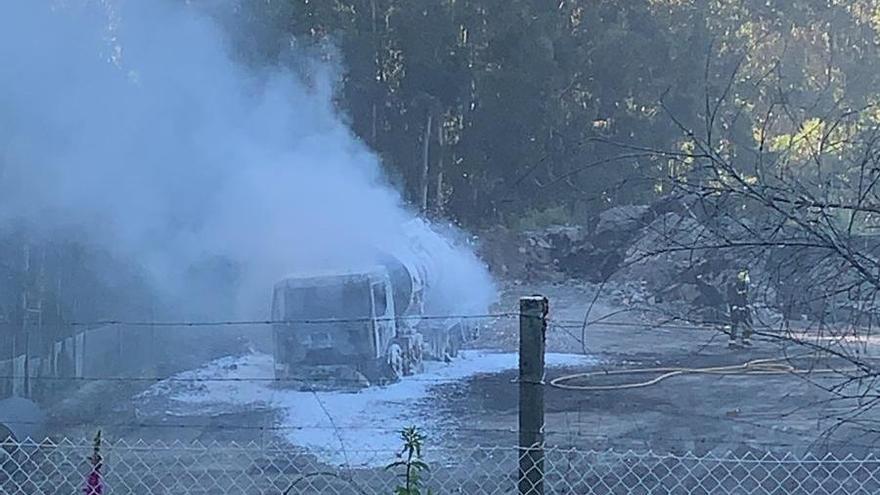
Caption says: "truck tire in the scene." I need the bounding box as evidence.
[387,343,404,380]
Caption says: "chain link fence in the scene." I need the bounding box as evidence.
[1,438,880,494]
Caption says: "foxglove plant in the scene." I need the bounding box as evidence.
[83,430,103,495]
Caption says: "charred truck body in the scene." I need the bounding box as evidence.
[271,221,477,388]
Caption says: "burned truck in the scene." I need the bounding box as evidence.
[271,222,477,388]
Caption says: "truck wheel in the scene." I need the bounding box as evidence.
[387,344,404,380]
[410,338,424,373]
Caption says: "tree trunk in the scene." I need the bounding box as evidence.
[435,159,444,217]
[420,111,433,214]
[371,103,378,146]
[370,0,378,146]
[434,122,447,217]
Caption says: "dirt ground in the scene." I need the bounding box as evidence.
[41,279,880,461]
[445,280,880,457]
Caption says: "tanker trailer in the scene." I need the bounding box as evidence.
[384,220,477,361]
[376,218,478,364]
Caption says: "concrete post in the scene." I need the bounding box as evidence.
[519,295,547,495]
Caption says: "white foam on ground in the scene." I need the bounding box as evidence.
[136,350,594,466]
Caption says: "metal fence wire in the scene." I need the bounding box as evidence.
[2,438,880,494]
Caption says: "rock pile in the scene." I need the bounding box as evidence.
[478,198,876,325]
[613,212,732,317]
[477,205,661,283]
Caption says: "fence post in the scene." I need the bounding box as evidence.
[519,295,547,495]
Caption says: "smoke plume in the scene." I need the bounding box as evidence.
[0,0,496,320]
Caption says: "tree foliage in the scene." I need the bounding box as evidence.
[230,0,880,229]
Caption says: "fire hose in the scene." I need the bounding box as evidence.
[549,356,842,391]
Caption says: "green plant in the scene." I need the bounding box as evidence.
[387,427,432,495]
[83,430,103,495]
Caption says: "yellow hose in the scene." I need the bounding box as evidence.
[549,356,839,391]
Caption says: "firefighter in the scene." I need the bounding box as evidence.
[727,269,752,347]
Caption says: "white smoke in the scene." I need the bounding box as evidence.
[0,0,496,319]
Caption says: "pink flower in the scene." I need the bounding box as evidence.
[83,430,103,495]
[83,464,103,495]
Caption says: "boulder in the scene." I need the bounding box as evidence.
[596,205,652,235]
[593,205,653,251]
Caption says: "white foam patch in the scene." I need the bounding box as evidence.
[136,350,594,466]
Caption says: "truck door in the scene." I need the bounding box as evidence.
[371,279,396,359]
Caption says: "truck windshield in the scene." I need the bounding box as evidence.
[284,280,371,320]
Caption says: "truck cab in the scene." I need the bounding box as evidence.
[271,266,403,387]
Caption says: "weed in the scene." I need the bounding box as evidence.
[387,426,432,495]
